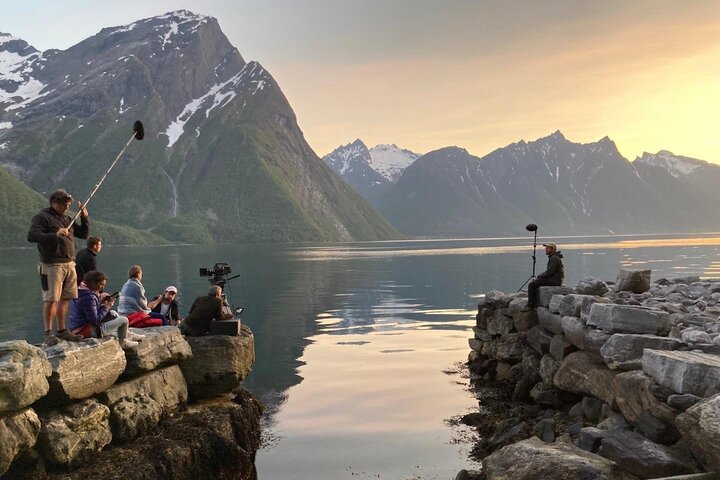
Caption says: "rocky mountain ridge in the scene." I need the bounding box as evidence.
[376,131,720,237]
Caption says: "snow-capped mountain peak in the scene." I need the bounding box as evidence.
[635,150,706,178]
[368,144,421,182]
[0,33,48,109]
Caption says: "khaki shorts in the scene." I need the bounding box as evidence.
[39,262,78,302]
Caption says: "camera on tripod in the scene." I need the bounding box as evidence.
[199,262,232,288]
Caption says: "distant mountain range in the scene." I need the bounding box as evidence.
[327,132,720,237]
[322,140,420,206]
[0,11,399,246]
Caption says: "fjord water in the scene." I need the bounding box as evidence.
[3,235,720,478]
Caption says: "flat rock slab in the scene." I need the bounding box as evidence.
[36,399,111,468]
[0,408,40,476]
[482,436,637,480]
[537,307,564,335]
[0,341,51,413]
[642,349,720,396]
[42,337,125,403]
[180,327,255,400]
[98,365,187,442]
[599,430,691,478]
[122,326,192,376]
[559,294,606,318]
[587,304,669,335]
[600,334,682,370]
[554,351,620,407]
[676,393,720,473]
[538,286,575,308]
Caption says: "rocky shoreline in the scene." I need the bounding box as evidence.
[0,326,261,479]
[458,270,720,480]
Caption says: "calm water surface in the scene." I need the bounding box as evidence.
[2,234,720,479]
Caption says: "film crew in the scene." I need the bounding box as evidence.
[27,189,89,345]
[527,242,565,309]
[68,270,142,347]
[179,285,234,337]
[149,286,181,326]
[75,236,102,286]
[118,265,166,327]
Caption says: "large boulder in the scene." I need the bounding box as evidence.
[575,277,610,296]
[481,333,528,363]
[587,304,669,335]
[642,350,720,396]
[42,338,126,404]
[36,399,112,468]
[487,309,514,336]
[0,341,51,413]
[537,307,563,335]
[0,408,41,476]
[559,294,604,318]
[97,365,188,442]
[613,370,678,424]
[600,334,682,370]
[538,286,575,308]
[527,326,553,355]
[482,436,637,480]
[122,326,192,376]
[676,393,720,473]
[615,269,651,294]
[179,327,255,400]
[554,352,620,407]
[599,430,691,478]
[561,316,587,349]
[584,329,612,364]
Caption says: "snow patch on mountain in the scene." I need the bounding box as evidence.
[635,150,705,178]
[368,144,420,182]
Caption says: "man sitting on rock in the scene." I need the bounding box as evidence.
[527,242,565,309]
[179,285,234,336]
[149,285,181,326]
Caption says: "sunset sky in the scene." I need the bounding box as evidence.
[2,0,719,162]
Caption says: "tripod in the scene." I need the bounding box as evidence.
[517,225,538,292]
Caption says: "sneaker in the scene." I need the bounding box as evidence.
[43,332,59,346]
[127,332,144,342]
[56,329,84,342]
[120,339,139,349]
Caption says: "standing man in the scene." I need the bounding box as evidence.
[527,242,564,309]
[28,189,89,345]
[75,236,102,286]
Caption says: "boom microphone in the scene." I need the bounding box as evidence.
[525,224,538,232]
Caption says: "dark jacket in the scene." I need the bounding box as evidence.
[182,295,231,336]
[69,285,110,330]
[28,207,89,263]
[75,247,97,284]
[151,297,179,322]
[538,251,564,284]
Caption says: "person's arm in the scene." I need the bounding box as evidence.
[73,203,89,240]
[79,294,110,326]
[148,295,162,311]
[27,214,59,246]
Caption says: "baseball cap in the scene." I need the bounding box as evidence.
[165,286,178,293]
[543,242,558,250]
[49,189,72,203]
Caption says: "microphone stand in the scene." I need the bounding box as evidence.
[517,228,538,292]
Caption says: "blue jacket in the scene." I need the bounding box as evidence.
[69,285,109,330]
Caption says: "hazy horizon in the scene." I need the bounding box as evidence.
[2,0,718,163]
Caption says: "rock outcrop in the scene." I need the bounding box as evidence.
[0,408,41,476]
[0,341,51,413]
[122,326,192,376]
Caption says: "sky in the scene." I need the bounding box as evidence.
[2,0,719,162]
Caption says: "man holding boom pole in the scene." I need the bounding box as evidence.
[28,189,90,345]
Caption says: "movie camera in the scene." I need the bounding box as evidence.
[198,263,243,317]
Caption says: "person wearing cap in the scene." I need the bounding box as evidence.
[149,286,180,326]
[527,242,565,309]
[27,189,90,345]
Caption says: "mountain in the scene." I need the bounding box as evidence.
[0,11,399,244]
[377,132,720,237]
[634,150,720,204]
[322,140,419,205]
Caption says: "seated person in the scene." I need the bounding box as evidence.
[118,265,167,327]
[149,285,180,326]
[69,270,142,348]
[179,285,233,337]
